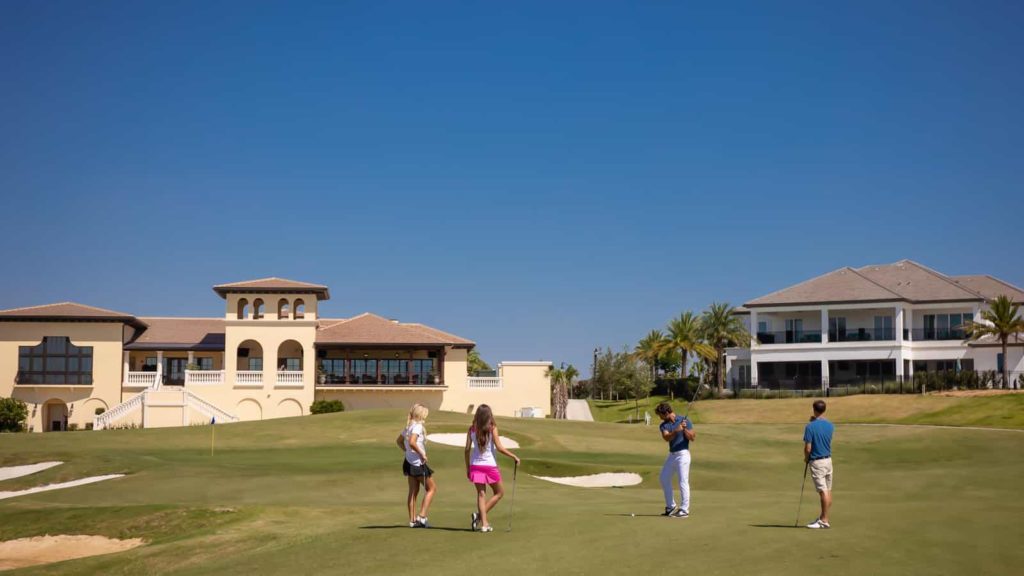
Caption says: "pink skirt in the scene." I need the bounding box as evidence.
[468,465,502,485]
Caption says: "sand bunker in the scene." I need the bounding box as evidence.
[427,433,520,449]
[532,472,642,488]
[0,535,144,570]
[0,461,63,482]
[0,474,124,501]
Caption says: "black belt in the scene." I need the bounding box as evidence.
[810,456,830,461]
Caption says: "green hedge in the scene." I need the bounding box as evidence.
[310,400,345,414]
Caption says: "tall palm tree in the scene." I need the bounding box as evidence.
[634,330,668,382]
[700,302,753,394]
[563,364,579,412]
[964,295,1024,389]
[666,312,716,399]
[546,366,564,418]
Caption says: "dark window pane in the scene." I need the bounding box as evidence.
[18,357,29,370]
[81,358,93,371]
[46,357,66,371]
[83,374,92,385]
[46,337,67,354]
[68,357,79,371]
[31,358,43,371]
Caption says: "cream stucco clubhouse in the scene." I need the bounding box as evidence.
[0,278,551,432]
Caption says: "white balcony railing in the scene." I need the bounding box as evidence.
[235,371,264,387]
[185,370,224,386]
[467,377,502,389]
[124,371,160,389]
[276,371,304,387]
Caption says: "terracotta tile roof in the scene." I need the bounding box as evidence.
[315,313,475,347]
[855,261,982,302]
[744,260,1021,308]
[212,277,330,300]
[0,301,147,329]
[745,267,903,307]
[126,318,225,350]
[949,275,1024,304]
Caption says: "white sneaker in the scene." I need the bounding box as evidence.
[415,516,429,528]
[471,512,479,531]
[480,525,493,533]
[671,508,689,518]
[806,518,830,529]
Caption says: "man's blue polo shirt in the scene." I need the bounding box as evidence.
[660,415,693,452]
[803,417,833,460]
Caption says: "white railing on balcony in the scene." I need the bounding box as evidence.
[276,371,304,387]
[185,370,224,386]
[94,391,147,430]
[235,371,264,387]
[467,377,503,389]
[124,371,160,389]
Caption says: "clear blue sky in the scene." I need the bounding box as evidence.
[1,1,1022,375]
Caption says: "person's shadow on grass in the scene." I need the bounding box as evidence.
[359,525,470,532]
[749,524,804,529]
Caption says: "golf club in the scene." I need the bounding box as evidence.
[795,460,809,527]
[506,460,518,532]
[683,381,705,420]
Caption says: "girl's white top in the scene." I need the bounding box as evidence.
[468,427,497,467]
[404,421,426,466]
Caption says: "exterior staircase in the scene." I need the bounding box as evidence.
[94,387,239,430]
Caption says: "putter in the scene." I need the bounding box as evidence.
[795,460,809,527]
[506,460,519,532]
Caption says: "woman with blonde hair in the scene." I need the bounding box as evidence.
[464,404,520,532]
[396,403,436,527]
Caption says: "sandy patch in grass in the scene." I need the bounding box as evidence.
[0,474,124,501]
[427,433,520,449]
[0,535,144,570]
[532,472,642,488]
[0,461,63,482]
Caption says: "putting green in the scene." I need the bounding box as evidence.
[1,403,1021,575]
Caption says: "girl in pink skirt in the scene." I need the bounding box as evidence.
[464,404,520,532]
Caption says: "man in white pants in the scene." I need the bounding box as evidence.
[655,402,696,518]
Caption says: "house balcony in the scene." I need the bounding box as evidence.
[235,370,264,388]
[756,330,823,345]
[829,328,895,342]
[275,370,304,388]
[124,371,161,389]
[907,328,966,342]
[184,370,224,386]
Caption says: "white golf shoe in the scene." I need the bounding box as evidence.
[806,518,830,529]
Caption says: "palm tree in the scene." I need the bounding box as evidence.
[467,350,492,376]
[563,364,579,413]
[964,295,1024,389]
[546,366,564,418]
[666,312,716,399]
[700,302,752,394]
[634,330,668,382]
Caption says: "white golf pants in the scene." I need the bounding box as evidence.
[660,449,691,512]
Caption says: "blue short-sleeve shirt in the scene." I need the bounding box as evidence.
[803,418,834,460]
[660,415,693,452]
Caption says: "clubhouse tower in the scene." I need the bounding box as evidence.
[0,278,551,432]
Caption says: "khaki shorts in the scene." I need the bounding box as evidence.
[809,458,833,492]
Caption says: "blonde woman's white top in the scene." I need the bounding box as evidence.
[404,421,426,466]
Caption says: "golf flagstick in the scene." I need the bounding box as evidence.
[795,460,809,527]
[506,460,518,532]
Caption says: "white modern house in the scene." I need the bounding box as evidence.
[725,260,1024,390]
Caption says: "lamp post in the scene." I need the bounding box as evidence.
[593,347,599,399]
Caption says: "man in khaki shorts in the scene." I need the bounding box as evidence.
[803,400,833,529]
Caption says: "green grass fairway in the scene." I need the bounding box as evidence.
[2,404,1023,575]
[590,392,1024,428]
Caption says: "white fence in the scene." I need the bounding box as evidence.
[235,371,263,387]
[185,370,224,386]
[276,371,304,387]
[124,371,160,388]
[467,377,503,389]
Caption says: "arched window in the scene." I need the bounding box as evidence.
[294,299,305,319]
[237,340,264,371]
[253,299,265,320]
[237,298,249,320]
[277,298,290,320]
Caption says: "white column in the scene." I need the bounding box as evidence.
[905,308,914,341]
[751,361,759,386]
[156,351,164,387]
[821,358,829,391]
[188,351,195,365]
[123,351,130,382]
[750,310,759,347]
[895,305,904,344]
[821,307,829,343]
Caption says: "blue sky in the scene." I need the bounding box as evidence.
[1,1,1022,374]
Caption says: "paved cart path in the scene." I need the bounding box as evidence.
[565,399,594,421]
